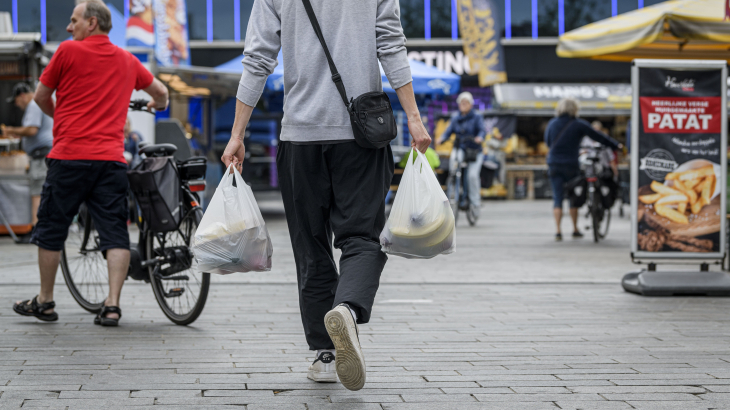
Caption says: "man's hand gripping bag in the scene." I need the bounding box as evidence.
[380,149,455,259]
[192,165,273,274]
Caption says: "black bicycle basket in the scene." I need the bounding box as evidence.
[127,157,181,233]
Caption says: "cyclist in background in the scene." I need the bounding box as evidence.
[12,0,168,326]
[436,92,486,216]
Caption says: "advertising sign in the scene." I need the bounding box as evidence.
[126,0,155,48]
[458,0,507,87]
[631,60,727,260]
[153,0,191,66]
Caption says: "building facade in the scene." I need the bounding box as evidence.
[3,0,667,44]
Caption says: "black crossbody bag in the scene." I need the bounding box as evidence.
[301,0,397,149]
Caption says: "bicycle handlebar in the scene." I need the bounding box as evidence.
[129,99,155,115]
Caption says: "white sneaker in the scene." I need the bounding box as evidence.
[307,351,337,383]
[325,304,366,391]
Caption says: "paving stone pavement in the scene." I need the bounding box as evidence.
[1,199,729,409]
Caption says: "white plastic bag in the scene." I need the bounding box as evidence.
[192,165,273,274]
[380,148,455,259]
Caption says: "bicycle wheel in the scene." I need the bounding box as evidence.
[60,206,109,313]
[467,203,478,226]
[447,174,460,224]
[591,190,603,243]
[146,208,210,325]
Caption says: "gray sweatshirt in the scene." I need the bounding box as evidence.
[237,0,413,143]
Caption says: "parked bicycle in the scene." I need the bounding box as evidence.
[60,100,210,325]
[579,145,618,243]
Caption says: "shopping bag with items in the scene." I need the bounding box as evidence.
[192,164,273,274]
[380,148,455,259]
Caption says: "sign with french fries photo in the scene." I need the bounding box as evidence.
[631,61,727,259]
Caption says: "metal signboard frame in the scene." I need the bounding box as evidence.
[630,59,727,263]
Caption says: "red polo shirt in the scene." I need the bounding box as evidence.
[40,35,154,163]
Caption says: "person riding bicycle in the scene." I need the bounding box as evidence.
[436,92,486,217]
[12,0,168,326]
[545,98,621,242]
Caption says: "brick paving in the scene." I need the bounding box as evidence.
[1,199,729,409]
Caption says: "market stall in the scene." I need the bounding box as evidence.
[0,34,46,238]
[493,82,631,199]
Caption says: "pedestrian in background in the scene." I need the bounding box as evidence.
[2,83,53,235]
[123,117,144,168]
[12,0,168,326]
[221,0,430,391]
[545,98,621,241]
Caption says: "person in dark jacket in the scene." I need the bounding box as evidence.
[437,92,486,216]
[544,98,622,241]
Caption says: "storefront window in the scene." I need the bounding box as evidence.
[18,0,40,34]
[187,0,207,40]
[616,0,638,15]
[240,0,254,40]
[46,0,74,42]
[0,0,11,29]
[509,0,531,37]
[400,0,425,39]
[537,0,558,37]
[564,0,607,32]
[106,0,125,15]
[213,0,235,40]
[430,0,452,38]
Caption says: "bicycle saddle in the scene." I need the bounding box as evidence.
[139,143,178,157]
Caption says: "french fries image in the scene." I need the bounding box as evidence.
[672,180,698,205]
[655,204,689,224]
[656,194,688,205]
[677,202,687,214]
[677,165,714,182]
[684,178,701,190]
[639,193,662,204]
[641,165,718,224]
[650,181,681,195]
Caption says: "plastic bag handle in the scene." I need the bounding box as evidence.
[411,148,428,174]
[219,163,247,189]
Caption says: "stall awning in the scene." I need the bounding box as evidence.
[493,83,632,116]
[556,0,730,62]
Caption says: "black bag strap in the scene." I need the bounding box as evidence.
[301,0,350,108]
[550,119,575,149]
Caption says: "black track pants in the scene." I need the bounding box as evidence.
[277,141,394,350]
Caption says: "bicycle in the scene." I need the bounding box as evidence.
[59,100,210,325]
[446,146,479,226]
[580,145,616,243]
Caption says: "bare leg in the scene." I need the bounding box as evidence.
[553,207,562,234]
[31,196,41,226]
[26,248,61,314]
[570,208,579,233]
[104,248,130,320]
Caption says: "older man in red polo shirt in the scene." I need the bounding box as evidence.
[12,0,169,326]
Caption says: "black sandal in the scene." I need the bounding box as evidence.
[94,306,122,327]
[13,296,58,322]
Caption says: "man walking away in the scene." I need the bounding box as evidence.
[221,0,431,391]
[12,0,168,326]
[2,83,54,238]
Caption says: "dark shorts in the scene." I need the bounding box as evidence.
[549,164,581,209]
[31,159,130,252]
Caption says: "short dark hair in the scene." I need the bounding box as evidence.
[82,0,112,33]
